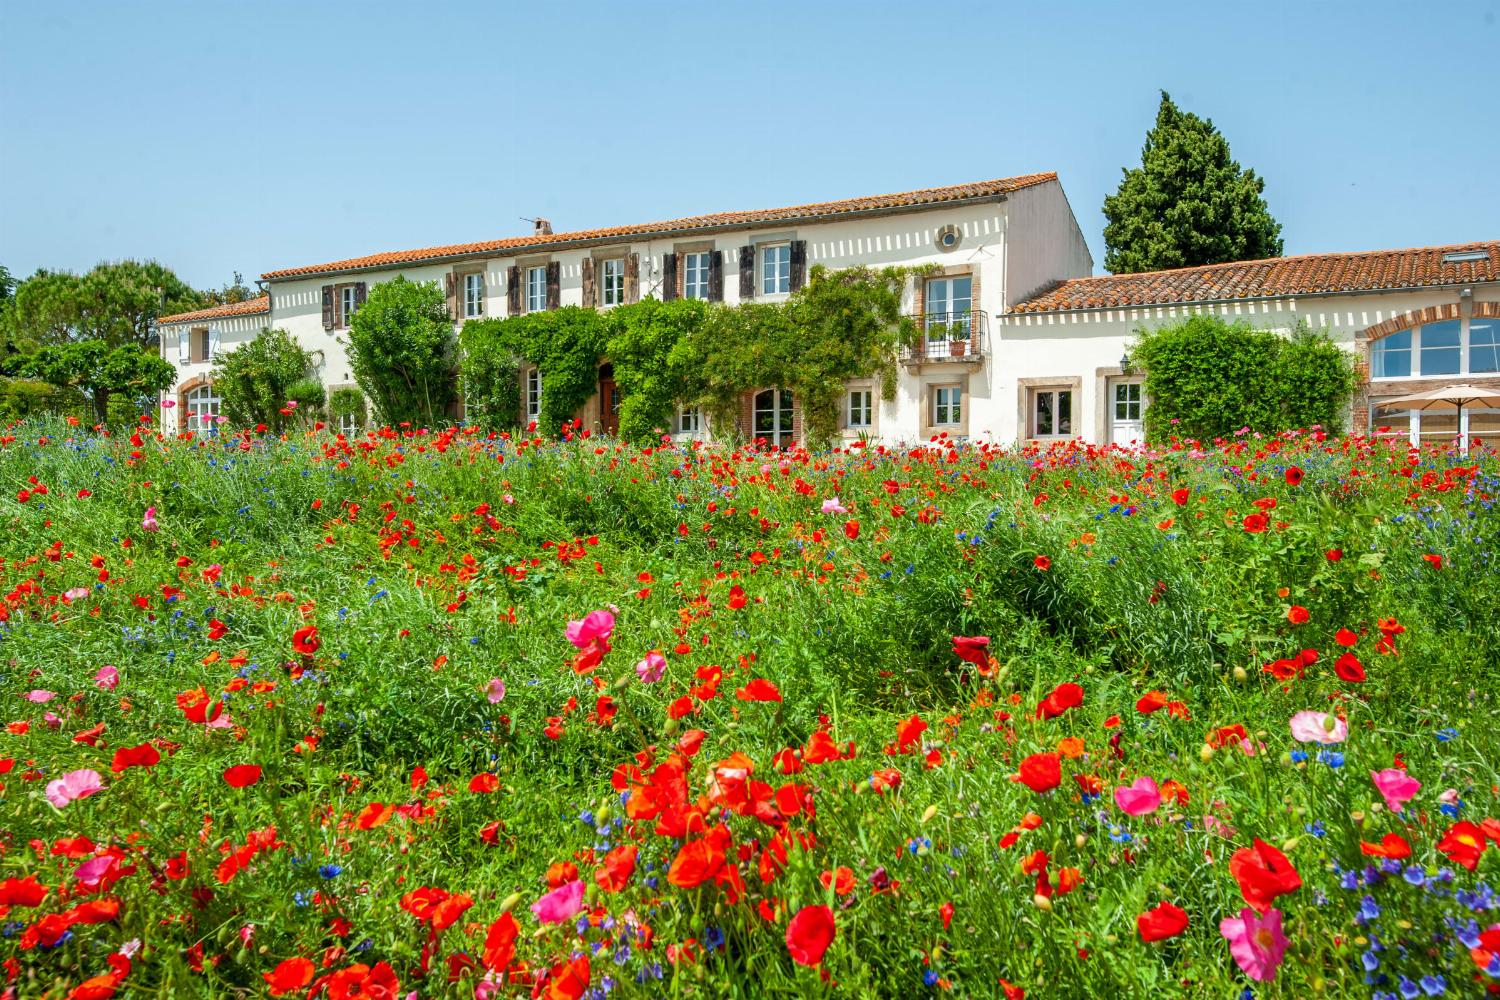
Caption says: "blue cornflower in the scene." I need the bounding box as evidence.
[1420,974,1446,995]
[923,970,940,986]
[1404,866,1428,887]
[1436,728,1460,742]
[319,864,342,880]
[1360,896,1382,922]
[704,925,724,951]
[1305,820,1327,838]
[1290,750,1309,764]
[1317,749,1345,769]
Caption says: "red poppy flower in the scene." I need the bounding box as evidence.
[1035,682,1083,720]
[1229,838,1301,913]
[595,844,638,893]
[1171,487,1190,505]
[668,835,727,888]
[1136,900,1189,942]
[110,742,161,773]
[1360,833,1412,859]
[324,961,399,1000]
[736,679,782,703]
[844,520,860,541]
[1438,821,1488,870]
[222,764,263,788]
[1286,605,1309,625]
[1242,513,1268,533]
[894,714,927,753]
[291,625,320,656]
[785,904,836,966]
[950,635,991,668]
[1333,652,1366,683]
[0,875,49,907]
[1135,690,1168,714]
[263,957,314,996]
[542,955,590,1000]
[468,772,500,794]
[1284,466,1303,486]
[1033,555,1051,571]
[482,912,519,973]
[1014,752,1061,793]
[1334,628,1359,647]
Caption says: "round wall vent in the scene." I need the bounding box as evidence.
[935,225,962,253]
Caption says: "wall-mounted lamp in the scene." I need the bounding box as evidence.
[1120,352,1133,373]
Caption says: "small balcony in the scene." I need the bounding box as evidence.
[900,311,989,365]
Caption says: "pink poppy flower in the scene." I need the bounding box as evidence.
[485,678,507,704]
[1288,710,1347,745]
[1371,768,1421,813]
[142,507,159,533]
[565,610,615,650]
[63,588,90,603]
[820,497,847,514]
[25,690,55,703]
[95,666,120,690]
[635,651,666,684]
[45,769,104,808]
[1114,776,1162,816]
[530,879,585,924]
[1219,906,1288,981]
[73,855,118,887]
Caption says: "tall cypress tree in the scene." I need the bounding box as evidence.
[1103,92,1284,274]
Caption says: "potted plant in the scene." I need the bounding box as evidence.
[950,340,967,358]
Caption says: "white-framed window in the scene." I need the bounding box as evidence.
[1114,382,1143,422]
[932,385,962,427]
[601,258,625,307]
[761,244,791,296]
[187,384,221,427]
[752,388,795,447]
[1032,388,1073,437]
[684,252,711,300]
[525,367,542,423]
[847,388,873,429]
[677,406,701,433]
[339,410,360,436]
[526,266,547,313]
[464,273,485,318]
[340,286,359,329]
[1371,317,1500,379]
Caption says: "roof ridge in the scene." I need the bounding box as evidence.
[261,173,1057,280]
[1061,239,1500,285]
[157,295,270,325]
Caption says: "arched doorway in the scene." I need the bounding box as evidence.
[186,383,222,430]
[753,388,795,448]
[598,363,621,436]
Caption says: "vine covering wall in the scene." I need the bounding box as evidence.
[458,264,920,445]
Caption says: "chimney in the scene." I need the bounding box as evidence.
[533,218,553,236]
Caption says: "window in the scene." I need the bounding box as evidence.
[526,266,547,313]
[1471,318,1500,374]
[186,384,221,427]
[339,410,361,436]
[464,273,485,318]
[1032,389,1072,437]
[525,368,542,423]
[340,286,359,329]
[924,275,974,348]
[753,389,795,447]
[932,385,962,427]
[601,258,625,307]
[1419,319,1461,376]
[1372,330,1412,378]
[190,328,210,364]
[847,389,873,429]
[677,406,701,433]
[761,244,791,295]
[1113,382,1143,422]
[684,252,711,300]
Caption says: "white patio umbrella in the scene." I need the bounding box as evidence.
[1374,383,1500,454]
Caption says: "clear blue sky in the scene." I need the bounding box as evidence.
[3,0,1497,290]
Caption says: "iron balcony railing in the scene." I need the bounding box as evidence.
[900,310,989,362]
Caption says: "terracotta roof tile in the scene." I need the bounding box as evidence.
[1009,241,1500,314]
[260,174,1057,280]
[157,295,270,325]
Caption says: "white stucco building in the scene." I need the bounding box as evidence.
[156,174,1500,446]
[155,295,269,433]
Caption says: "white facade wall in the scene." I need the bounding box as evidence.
[159,309,270,433]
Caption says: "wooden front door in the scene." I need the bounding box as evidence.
[599,375,621,436]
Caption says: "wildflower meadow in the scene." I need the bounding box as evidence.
[4,419,1500,999]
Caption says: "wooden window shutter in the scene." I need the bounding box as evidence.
[208,325,221,361]
[507,266,521,315]
[445,273,458,319]
[790,240,808,292]
[739,246,755,299]
[355,282,368,309]
[545,261,561,310]
[662,253,678,302]
[321,285,335,329]
[177,328,189,363]
[708,251,724,302]
[625,253,640,304]
[581,257,596,308]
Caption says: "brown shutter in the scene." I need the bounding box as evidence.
[625,253,640,304]
[662,253,678,302]
[545,261,560,310]
[581,257,596,308]
[708,251,724,302]
[445,273,458,319]
[507,266,521,315]
[321,285,335,329]
[790,240,808,292]
[739,246,755,299]
[355,282,367,309]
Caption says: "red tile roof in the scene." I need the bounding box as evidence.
[260,174,1057,280]
[1010,241,1500,314]
[158,295,270,325]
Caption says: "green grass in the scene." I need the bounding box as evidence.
[3,421,1499,998]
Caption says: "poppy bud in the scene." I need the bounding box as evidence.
[920,805,938,825]
[1075,834,1088,849]
[1032,894,1052,911]
[1232,666,1247,682]
[499,892,523,913]
[611,674,632,692]
[1282,838,1299,852]
[1199,744,1215,762]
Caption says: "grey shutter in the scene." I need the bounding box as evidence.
[662,253,678,302]
[708,250,724,302]
[208,325,221,361]
[545,261,560,310]
[177,327,189,363]
[445,273,458,319]
[625,253,640,304]
[581,257,596,308]
[790,240,808,292]
[739,246,755,299]
[321,285,335,329]
[507,266,521,315]
[355,282,368,309]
